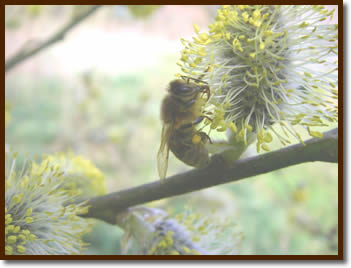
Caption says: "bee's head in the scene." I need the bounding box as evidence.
[168,79,198,101]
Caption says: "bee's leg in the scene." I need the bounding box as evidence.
[200,85,210,100]
[178,116,210,130]
[197,115,213,123]
[197,131,213,144]
[178,116,213,132]
[191,115,212,126]
[184,99,196,108]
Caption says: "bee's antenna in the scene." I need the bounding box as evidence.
[181,65,211,84]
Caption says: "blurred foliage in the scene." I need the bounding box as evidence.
[5,5,338,255]
[116,207,242,255]
[127,5,161,19]
[31,152,106,199]
[25,5,44,17]
[5,5,66,30]
[5,101,11,127]
[5,5,160,31]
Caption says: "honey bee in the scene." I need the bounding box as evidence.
[157,76,212,179]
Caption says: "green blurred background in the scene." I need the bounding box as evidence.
[5,5,338,255]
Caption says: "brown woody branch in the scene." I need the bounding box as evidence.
[5,5,103,73]
[80,128,338,224]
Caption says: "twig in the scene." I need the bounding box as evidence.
[80,128,338,224]
[5,5,103,73]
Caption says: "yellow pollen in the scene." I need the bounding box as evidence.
[242,12,249,22]
[192,134,202,144]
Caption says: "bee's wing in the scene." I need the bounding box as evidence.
[157,125,171,180]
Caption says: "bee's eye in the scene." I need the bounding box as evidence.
[169,80,195,97]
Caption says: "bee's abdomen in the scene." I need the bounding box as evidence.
[169,133,209,168]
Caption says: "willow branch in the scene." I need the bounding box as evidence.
[5,5,103,73]
[81,128,338,224]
